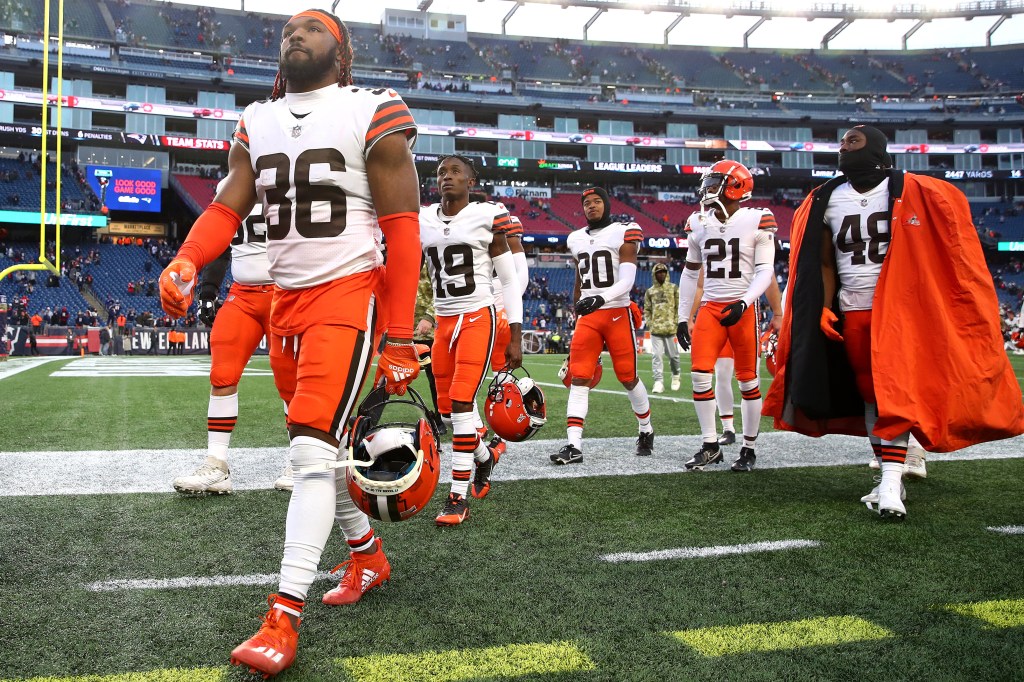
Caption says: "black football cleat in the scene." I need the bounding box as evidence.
[635,431,654,456]
[717,430,736,446]
[551,444,583,465]
[731,447,756,472]
[685,443,723,471]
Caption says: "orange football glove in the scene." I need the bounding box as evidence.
[159,258,197,318]
[375,342,421,395]
[819,307,844,342]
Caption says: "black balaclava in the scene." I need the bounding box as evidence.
[581,187,612,229]
[838,125,893,190]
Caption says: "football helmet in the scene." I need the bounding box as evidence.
[558,356,604,388]
[485,367,547,442]
[760,329,779,377]
[345,385,442,522]
[699,160,754,207]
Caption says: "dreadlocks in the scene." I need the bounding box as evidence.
[271,9,354,101]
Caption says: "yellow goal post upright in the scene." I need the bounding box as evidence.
[0,0,65,284]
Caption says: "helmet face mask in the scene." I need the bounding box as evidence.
[760,329,779,377]
[345,386,441,522]
[699,161,754,216]
[485,367,547,442]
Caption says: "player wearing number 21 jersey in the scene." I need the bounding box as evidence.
[158,9,424,676]
[553,186,654,465]
[420,154,523,526]
[677,161,775,473]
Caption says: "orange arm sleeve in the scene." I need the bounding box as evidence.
[175,202,243,272]
[378,211,420,339]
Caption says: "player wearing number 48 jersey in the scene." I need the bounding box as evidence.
[678,160,776,473]
[420,155,523,525]
[764,125,1024,521]
[172,180,293,496]
[158,9,423,677]
[554,187,653,465]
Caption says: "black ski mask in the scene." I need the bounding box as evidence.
[582,187,612,230]
[838,125,893,190]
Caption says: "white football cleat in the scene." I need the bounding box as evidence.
[861,479,906,519]
[173,457,232,495]
[671,375,681,391]
[904,446,927,479]
[274,465,294,492]
[652,380,664,394]
[868,457,880,470]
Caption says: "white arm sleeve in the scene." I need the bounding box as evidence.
[492,251,523,325]
[513,251,529,294]
[678,266,700,321]
[596,261,637,305]
[741,231,777,307]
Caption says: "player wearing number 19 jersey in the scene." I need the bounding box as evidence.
[158,10,424,677]
[420,156,523,525]
[553,187,653,465]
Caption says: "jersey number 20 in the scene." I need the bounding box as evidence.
[578,250,614,289]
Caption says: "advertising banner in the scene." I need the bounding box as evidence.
[85,166,162,213]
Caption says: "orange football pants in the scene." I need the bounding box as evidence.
[432,306,495,414]
[269,285,378,441]
[490,309,511,372]
[691,301,759,382]
[841,310,875,404]
[569,307,637,383]
[209,282,273,388]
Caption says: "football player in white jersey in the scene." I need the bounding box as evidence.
[172,182,293,495]
[158,10,423,676]
[553,187,653,464]
[677,160,776,472]
[420,155,524,525]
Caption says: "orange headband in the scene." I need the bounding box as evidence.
[290,10,342,44]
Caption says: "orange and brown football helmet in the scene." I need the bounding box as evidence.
[345,385,441,522]
[700,160,754,207]
[760,329,779,377]
[485,367,547,442]
[558,356,603,388]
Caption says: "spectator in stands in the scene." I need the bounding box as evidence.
[30,312,41,332]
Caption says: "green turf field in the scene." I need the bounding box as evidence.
[1,353,1023,681]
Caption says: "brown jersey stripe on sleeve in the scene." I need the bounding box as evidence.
[365,100,416,146]
[492,213,513,232]
[758,213,778,230]
[233,119,250,149]
[624,228,644,243]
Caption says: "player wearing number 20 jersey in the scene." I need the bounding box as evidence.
[554,187,653,465]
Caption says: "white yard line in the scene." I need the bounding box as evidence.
[0,356,67,380]
[986,525,1024,535]
[599,539,821,563]
[84,571,337,592]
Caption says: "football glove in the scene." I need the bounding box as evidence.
[820,308,844,342]
[374,341,421,395]
[575,295,605,316]
[159,258,196,319]
[676,322,690,351]
[719,300,747,327]
[197,297,218,326]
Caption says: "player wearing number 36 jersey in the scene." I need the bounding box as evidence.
[420,155,523,526]
[553,187,654,465]
[158,9,424,677]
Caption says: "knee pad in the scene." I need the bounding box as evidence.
[691,371,713,393]
[738,378,759,393]
[289,435,338,480]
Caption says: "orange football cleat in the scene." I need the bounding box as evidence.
[322,537,392,606]
[229,595,300,678]
[470,438,504,499]
[435,492,470,526]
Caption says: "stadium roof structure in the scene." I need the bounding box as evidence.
[503,0,1024,47]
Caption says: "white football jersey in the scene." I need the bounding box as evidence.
[823,180,890,311]
[567,221,643,309]
[420,202,511,317]
[216,178,272,286]
[490,215,523,311]
[235,84,417,290]
[684,207,777,303]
